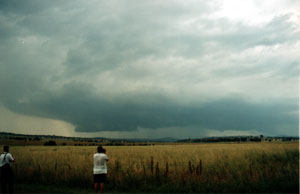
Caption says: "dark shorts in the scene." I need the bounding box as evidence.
[1,164,13,182]
[94,174,106,183]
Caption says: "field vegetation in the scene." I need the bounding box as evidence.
[7,142,299,193]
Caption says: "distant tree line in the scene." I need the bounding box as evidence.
[7,137,41,141]
[178,135,299,143]
[44,140,57,146]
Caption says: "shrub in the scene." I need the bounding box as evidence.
[44,141,57,146]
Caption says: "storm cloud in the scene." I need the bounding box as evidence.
[0,0,298,137]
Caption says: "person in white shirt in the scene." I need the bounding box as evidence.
[0,145,15,194]
[94,146,108,193]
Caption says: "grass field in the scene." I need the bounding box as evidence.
[5,142,300,193]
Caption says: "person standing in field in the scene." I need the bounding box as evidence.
[93,146,108,194]
[0,145,15,194]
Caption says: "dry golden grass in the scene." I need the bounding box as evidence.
[7,142,299,193]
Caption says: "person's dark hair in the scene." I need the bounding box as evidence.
[3,145,9,152]
[97,146,103,153]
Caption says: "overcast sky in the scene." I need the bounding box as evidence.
[0,0,298,138]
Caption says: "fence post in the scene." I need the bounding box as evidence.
[188,160,193,174]
[165,162,169,177]
[150,156,154,175]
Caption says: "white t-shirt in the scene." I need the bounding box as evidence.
[0,152,14,167]
[93,153,108,174]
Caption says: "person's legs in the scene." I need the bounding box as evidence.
[99,174,106,194]
[100,183,104,194]
[1,167,8,194]
[1,179,7,194]
[8,183,13,194]
[8,168,13,194]
[8,179,13,194]
[94,174,99,193]
[94,183,99,193]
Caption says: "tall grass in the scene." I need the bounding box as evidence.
[10,142,299,193]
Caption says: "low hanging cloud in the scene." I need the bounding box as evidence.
[0,0,298,137]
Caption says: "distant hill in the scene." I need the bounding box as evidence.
[0,131,177,143]
[0,131,298,145]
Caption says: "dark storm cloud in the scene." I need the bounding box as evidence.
[1,82,297,133]
[0,0,298,136]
